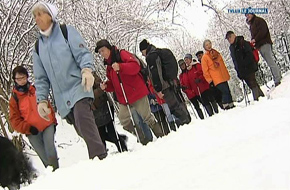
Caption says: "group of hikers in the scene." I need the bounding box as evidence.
[7,1,282,173]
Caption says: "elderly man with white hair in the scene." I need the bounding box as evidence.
[31,2,107,160]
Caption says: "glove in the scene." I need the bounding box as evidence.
[195,78,201,83]
[29,126,39,135]
[209,82,215,88]
[81,68,94,92]
[37,100,51,121]
[150,99,158,105]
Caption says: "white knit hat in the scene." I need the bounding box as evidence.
[32,2,58,21]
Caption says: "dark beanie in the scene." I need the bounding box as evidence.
[95,39,112,53]
[139,39,149,52]
[195,51,204,57]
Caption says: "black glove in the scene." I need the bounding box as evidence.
[29,126,39,135]
[210,82,215,88]
[195,78,201,83]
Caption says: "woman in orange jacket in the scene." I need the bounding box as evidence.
[9,66,59,171]
[201,40,235,110]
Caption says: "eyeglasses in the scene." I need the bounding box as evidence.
[15,76,27,81]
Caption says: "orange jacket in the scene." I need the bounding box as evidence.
[9,85,56,135]
[201,49,230,86]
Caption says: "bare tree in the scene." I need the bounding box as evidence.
[0,1,36,137]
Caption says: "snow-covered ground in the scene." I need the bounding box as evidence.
[5,72,290,190]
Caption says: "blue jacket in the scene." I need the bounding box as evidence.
[33,22,94,118]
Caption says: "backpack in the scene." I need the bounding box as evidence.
[114,48,148,82]
[35,24,68,55]
[152,48,178,81]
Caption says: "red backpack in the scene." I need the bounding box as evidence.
[250,42,259,63]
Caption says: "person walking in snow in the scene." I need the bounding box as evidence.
[178,59,204,119]
[96,39,164,138]
[31,2,107,160]
[245,13,282,87]
[9,66,59,171]
[139,39,191,126]
[183,54,219,117]
[92,74,128,152]
[201,39,235,110]
[196,51,223,109]
[226,31,265,101]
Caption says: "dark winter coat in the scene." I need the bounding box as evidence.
[104,46,149,105]
[229,36,258,79]
[248,15,272,49]
[92,75,113,127]
[145,45,170,92]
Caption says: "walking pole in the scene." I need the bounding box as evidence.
[196,85,208,118]
[116,72,141,143]
[106,100,123,152]
[242,80,250,106]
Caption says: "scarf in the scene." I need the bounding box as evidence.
[15,82,30,93]
[208,49,220,68]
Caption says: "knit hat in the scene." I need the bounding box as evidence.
[32,2,58,21]
[139,39,150,51]
[95,39,112,53]
[184,53,192,60]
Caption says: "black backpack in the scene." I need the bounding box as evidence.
[35,24,68,55]
[152,48,178,81]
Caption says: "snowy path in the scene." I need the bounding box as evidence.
[16,72,290,190]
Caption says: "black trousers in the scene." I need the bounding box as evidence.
[98,120,127,153]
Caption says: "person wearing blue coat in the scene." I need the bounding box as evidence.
[31,2,107,160]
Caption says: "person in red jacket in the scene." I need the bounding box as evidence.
[180,54,219,118]
[95,39,164,138]
[9,66,59,171]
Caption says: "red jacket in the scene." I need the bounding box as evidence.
[179,63,209,99]
[105,48,149,105]
[9,85,56,135]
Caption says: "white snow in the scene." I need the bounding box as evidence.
[6,72,290,190]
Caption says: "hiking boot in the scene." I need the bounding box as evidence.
[275,81,281,87]
[98,152,108,160]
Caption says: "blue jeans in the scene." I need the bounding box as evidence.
[27,124,59,170]
[216,82,233,104]
[131,109,153,141]
[161,103,179,123]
